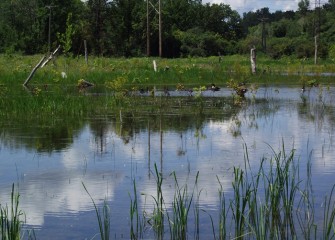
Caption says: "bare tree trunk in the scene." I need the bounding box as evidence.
[23,55,46,86]
[41,45,61,68]
[250,47,256,74]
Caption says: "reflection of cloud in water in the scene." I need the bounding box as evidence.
[139,165,232,211]
[0,169,123,226]
[1,89,335,238]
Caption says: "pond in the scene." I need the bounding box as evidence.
[1,85,335,239]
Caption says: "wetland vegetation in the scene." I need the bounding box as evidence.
[1,0,335,238]
[1,54,335,239]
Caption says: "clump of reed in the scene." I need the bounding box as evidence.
[129,179,146,240]
[126,145,335,239]
[82,182,110,240]
[168,171,199,239]
[0,184,35,240]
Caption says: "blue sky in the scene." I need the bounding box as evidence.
[203,0,306,14]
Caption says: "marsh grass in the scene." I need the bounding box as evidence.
[129,179,145,240]
[144,164,165,239]
[1,53,333,126]
[82,182,111,240]
[126,145,335,239]
[1,55,334,91]
[217,176,228,240]
[169,171,199,240]
[323,185,335,240]
[0,184,26,240]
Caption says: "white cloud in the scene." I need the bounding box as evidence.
[202,0,301,14]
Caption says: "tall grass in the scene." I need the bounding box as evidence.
[3,145,335,239]
[129,179,145,240]
[144,164,165,239]
[323,185,335,240]
[217,176,227,240]
[137,145,304,239]
[82,182,111,240]
[0,184,24,240]
[169,171,199,239]
[114,145,335,239]
[1,55,334,90]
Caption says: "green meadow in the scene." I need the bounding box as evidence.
[1,54,335,89]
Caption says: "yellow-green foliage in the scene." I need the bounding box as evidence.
[329,44,335,62]
[105,76,128,92]
[193,85,207,98]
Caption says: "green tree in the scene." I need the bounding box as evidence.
[84,0,109,55]
[0,0,45,54]
[57,13,75,56]
[108,0,145,56]
[201,3,243,41]
[298,0,310,16]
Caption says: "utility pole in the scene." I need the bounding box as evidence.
[147,0,162,57]
[314,0,321,64]
[258,17,268,52]
[46,5,56,54]
[158,0,162,57]
[147,0,150,56]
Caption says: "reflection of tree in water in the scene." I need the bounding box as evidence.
[229,99,281,137]
[88,117,110,153]
[298,95,335,131]
[0,117,84,153]
[1,97,245,153]
[177,133,186,156]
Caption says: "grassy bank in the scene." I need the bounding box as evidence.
[1,54,334,89]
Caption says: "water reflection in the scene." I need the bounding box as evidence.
[0,87,335,238]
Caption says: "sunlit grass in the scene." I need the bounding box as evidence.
[1,54,334,90]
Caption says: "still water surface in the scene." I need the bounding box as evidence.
[1,86,335,239]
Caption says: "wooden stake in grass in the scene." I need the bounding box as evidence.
[250,46,256,74]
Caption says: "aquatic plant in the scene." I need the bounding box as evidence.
[322,185,335,240]
[129,179,145,240]
[169,171,199,239]
[144,164,165,239]
[0,184,24,240]
[82,182,111,240]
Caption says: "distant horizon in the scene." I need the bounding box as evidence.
[202,0,324,15]
[79,0,326,16]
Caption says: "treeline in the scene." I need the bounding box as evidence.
[0,0,335,59]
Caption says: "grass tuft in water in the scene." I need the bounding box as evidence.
[145,163,165,239]
[323,185,335,240]
[169,171,199,240]
[0,184,24,240]
[82,182,110,240]
[129,179,145,240]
